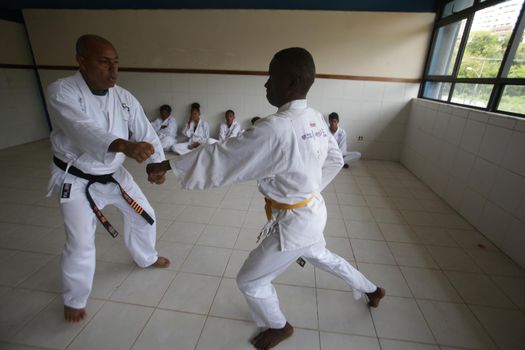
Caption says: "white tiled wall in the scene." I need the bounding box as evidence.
[38,69,419,160]
[401,98,525,268]
[0,68,49,149]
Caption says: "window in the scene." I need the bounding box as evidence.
[421,0,525,117]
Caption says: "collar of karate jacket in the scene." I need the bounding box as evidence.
[277,99,308,113]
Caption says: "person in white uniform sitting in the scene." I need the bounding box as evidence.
[209,109,242,143]
[46,34,170,323]
[147,47,384,350]
[219,109,241,141]
[172,102,209,155]
[151,104,177,151]
[328,112,361,168]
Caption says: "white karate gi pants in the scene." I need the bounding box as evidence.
[236,229,376,329]
[59,172,158,309]
[343,151,361,165]
[159,135,176,151]
[172,142,192,155]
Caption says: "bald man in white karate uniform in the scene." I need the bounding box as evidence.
[148,48,384,349]
[46,34,170,323]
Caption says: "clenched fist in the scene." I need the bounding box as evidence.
[109,139,155,163]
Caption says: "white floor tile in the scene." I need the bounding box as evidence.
[371,296,434,343]
[90,262,134,299]
[427,246,480,272]
[155,240,193,271]
[209,277,252,321]
[379,339,439,350]
[2,146,524,350]
[196,317,258,350]
[357,263,412,297]
[209,208,246,227]
[379,223,420,243]
[11,297,104,349]
[197,224,240,248]
[389,243,437,268]
[180,245,231,276]
[351,239,396,265]
[470,305,525,350]
[159,272,220,314]
[177,205,215,224]
[0,251,54,286]
[411,226,458,247]
[67,301,153,350]
[401,267,461,302]
[345,220,384,240]
[132,309,206,350]
[324,218,348,237]
[490,275,525,310]
[0,289,56,340]
[445,271,515,308]
[275,284,318,329]
[20,256,61,292]
[418,300,496,349]
[321,332,380,350]
[317,289,375,336]
[161,221,206,244]
[110,267,176,306]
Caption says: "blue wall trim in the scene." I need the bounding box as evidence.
[1,1,437,13]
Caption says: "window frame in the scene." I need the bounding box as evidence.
[420,0,525,118]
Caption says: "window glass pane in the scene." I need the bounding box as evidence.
[428,20,467,75]
[508,28,525,77]
[451,83,493,107]
[498,85,525,114]
[422,81,451,101]
[459,0,523,78]
[442,0,474,18]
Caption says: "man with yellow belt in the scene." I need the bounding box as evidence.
[147,47,384,349]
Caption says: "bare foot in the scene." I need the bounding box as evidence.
[251,322,294,349]
[151,256,170,268]
[64,305,87,322]
[366,287,386,307]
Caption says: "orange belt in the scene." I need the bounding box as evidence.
[264,195,315,220]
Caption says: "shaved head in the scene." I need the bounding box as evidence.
[264,47,316,107]
[272,47,316,95]
[75,34,119,92]
[76,34,115,57]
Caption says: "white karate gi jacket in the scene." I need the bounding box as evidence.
[219,121,241,142]
[170,100,343,251]
[151,116,177,141]
[332,127,349,155]
[182,119,210,144]
[46,71,165,192]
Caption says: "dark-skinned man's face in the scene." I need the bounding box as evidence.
[77,42,119,91]
[264,59,292,108]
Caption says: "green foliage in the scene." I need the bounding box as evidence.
[458,31,509,78]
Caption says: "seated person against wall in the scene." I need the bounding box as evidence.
[219,109,241,141]
[251,116,261,125]
[209,109,242,143]
[328,112,361,168]
[172,102,209,155]
[151,104,177,151]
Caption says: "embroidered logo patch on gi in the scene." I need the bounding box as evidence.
[121,103,130,112]
[296,257,306,268]
[61,183,72,199]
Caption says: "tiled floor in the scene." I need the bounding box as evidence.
[1,139,524,350]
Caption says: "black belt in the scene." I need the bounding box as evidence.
[53,156,154,238]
